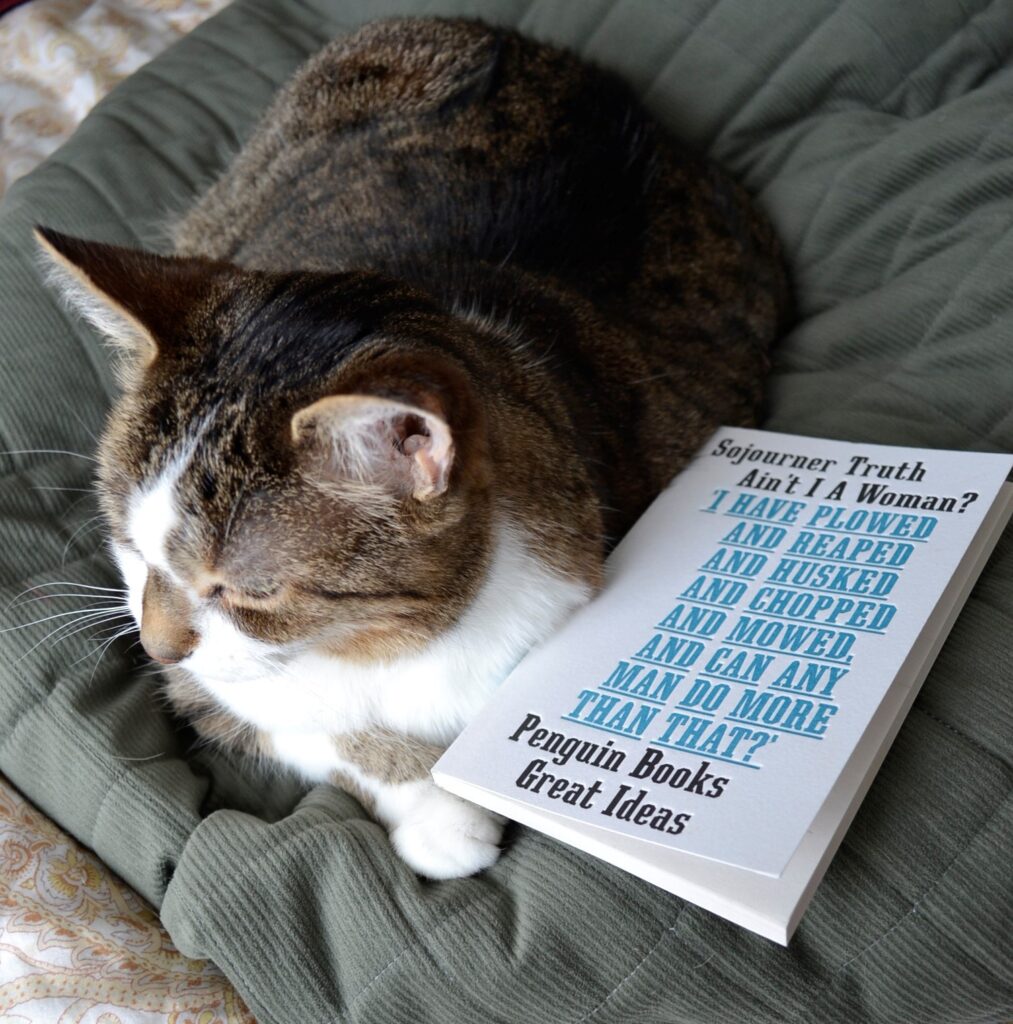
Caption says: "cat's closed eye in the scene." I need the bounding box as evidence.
[221,585,282,603]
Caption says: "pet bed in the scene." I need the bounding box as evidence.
[0,1,1010,1022]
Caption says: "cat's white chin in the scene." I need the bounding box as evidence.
[383,781,505,879]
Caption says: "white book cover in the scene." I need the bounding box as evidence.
[433,427,1012,942]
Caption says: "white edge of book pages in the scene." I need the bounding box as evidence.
[433,484,1013,945]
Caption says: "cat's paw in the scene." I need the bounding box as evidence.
[388,785,503,880]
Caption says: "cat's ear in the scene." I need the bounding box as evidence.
[292,394,455,502]
[34,226,210,367]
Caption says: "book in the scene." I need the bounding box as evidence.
[432,427,1013,943]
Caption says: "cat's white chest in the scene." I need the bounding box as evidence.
[219,647,497,782]
[202,643,494,748]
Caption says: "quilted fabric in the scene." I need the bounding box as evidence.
[0,1,1010,1022]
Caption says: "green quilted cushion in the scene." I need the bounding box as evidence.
[1,1,1010,1021]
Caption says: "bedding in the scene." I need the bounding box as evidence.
[0,0,228,197]
[0,1,1010,1023]
[0,774,253,1022]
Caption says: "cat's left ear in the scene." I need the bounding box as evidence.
[292,394,454,502]
[34,226,212,368]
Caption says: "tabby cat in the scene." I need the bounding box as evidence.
[37,17,788,879]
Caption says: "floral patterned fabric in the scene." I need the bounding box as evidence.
[0,774,255,1023]
[0,0,229,196]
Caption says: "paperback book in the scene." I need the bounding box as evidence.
[433,427,1012,942]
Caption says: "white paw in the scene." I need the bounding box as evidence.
[387,784,504,880]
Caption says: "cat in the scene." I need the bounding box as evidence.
[36,16,788,879]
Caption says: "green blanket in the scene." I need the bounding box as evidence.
[1,1,1011,1021]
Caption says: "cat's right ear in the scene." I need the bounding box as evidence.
[292,394,456,502]
[34,226,212,373]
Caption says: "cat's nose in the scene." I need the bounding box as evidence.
[140,570,198,666]
[146,647,181,666]
[141,636,195,666]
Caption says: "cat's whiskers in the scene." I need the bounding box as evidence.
[12,606,133,665]
[85,623,141,679]
[0,448,99,463]
[9,580,127,600]
[3,581,132,648]
[33,486,100,521]
[66,624,131,666]
[629,370,677,385]
[0,604,130,635]
[61,514,108,564]
[496,239,519,270]
[32,485,95,493]
[57,399,104,447]
[38,609,132,647]
[90,619,138,640]
[14,592,127,607]
[3,583,126,615]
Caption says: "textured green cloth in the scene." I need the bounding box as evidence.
[1,1,1012,1022]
